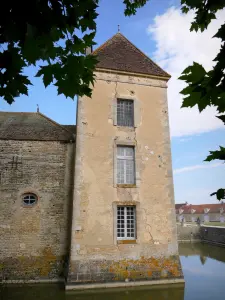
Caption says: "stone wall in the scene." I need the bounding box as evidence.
[0,139,75,280]
[177,224,201,241]
[68,71,182,286]
[177,224,225,245]
[201,226,225,246]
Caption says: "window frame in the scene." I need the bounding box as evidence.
[116,98,134,127]
[117,206,136,240]
[116,145,136,185]
[22,193,38,207]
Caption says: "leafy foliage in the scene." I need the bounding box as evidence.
[123,0,148,16]
[210,189,225,200]
[0,0,149,104]
[179,0,225,200]
[205,147,225,162]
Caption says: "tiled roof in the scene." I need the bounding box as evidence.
[175,203,187,210]
[63,125,76,134]
[180,204,225,214]
[0,112,75,141]
[93,33,170,78]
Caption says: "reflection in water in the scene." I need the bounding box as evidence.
[1,284,185,300]
[199,256,207,265]
[1,243,225,300]
[179,243,225,300]
[178,242,225,261]
[67,285,185,300]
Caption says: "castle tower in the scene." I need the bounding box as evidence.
[67,33,183,289]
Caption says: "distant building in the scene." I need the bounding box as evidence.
[176,203,225,223]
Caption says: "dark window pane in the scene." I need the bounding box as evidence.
[22,193,37,206]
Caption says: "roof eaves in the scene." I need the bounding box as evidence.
[95,67,171,81]
[0,137,75,142]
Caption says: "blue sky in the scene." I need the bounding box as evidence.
[1,0,224,204]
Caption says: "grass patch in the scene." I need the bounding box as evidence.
[203,222,225,227]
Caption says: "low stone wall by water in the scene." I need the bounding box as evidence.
[201,226,225,246]
[177,224,201,242]
[177,224,225,246]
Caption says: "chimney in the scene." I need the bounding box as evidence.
[85,46,93,55]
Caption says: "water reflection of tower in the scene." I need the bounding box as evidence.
[200,256,207,265]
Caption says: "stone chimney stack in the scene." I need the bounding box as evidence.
[85,46,93,55]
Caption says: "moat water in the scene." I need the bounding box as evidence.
[1,243,225,300]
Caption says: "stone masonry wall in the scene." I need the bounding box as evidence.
[177,224,201,241]
[201,226,225,245]
[0,140,74,280]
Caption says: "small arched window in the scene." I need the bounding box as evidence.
[22,193,38,206]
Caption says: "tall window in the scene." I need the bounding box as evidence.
[117,99,134,127]
[117,146,135,184]
[117,206,136,240]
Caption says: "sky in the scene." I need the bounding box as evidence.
[1,0,225,205]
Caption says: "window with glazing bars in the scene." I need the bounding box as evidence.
[117,206,136,240]
[117,146,135,184]
[117,99,134,127]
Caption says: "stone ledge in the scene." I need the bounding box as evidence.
[1,278,65,284]
[178,240,201,243]
[65,278,185,291]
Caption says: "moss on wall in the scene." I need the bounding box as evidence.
[0,247,67,280]
[68,255,183,284]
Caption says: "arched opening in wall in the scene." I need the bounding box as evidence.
[22,193,38,207]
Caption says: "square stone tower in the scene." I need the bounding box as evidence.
[67,33,183,289]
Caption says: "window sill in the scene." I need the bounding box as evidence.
[116,126,135,131]
[117,184,137,188]
[117,240,137,244]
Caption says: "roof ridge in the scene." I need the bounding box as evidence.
[38,112,75,136]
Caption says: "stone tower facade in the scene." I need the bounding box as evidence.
[67,33,183,289]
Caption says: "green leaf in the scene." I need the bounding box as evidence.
[123,0,149,16]
[83,32,96,46]
[23,37,42,65]
[180,86,193,96]
[211,189,225,201]
[182,6,189,14]
[35,68,44,78]
[43,69,53,88]
[217,115,225,124]
[191,63,206,82]
[178,74,189,81]
[181,66,192,75]
[214,24,225,39]
[181,94,199,109]
[205,147,225,161]
[190,22,198,32]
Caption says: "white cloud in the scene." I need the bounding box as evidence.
[179,137,192,143]
[148,7,225,137]
[175,187,220,204]
[174,162,223,174]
